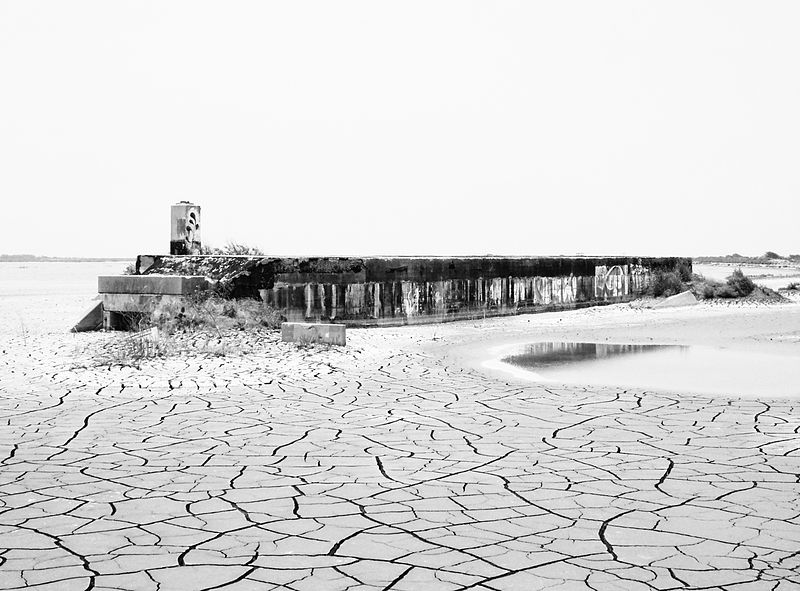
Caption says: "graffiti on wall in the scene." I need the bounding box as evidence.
[533,277,551,305]
[594,265,630,299]
[401,281,420,317]
[561,275,577,304]
[169,203,202,255]
[346,284,365,317]
[269,268,644,323]
[630,264,650,294]
[488,278,504,308]
[185,209,199,249]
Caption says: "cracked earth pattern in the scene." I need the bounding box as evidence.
[1,329,799,591]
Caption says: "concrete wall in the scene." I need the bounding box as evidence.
[136,255,691,327]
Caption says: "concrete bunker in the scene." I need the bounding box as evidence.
[84,203,692,330]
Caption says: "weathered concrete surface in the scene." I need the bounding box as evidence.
[70,301,103,332]
[100,293,185,313]
[1,301,799,590]
[99,275,209,296]
[98,277,209,331]
[135,255,691,326]
[653,290,699,309]
[281,322,346,346]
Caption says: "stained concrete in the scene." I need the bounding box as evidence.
[70,302,103,333]
[98,276,210,331]
[134,255,691,326]
[98,275,209,296]
[100,293,185,314]
[281,322,346,346]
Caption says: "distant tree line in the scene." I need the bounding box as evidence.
[695,252,800,264]
[0,254,130,262]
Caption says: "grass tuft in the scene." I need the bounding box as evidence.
[650,271,685,297]
[95,293,285,366]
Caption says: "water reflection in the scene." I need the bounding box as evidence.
[499,341,800,398]
[503,342,680,370]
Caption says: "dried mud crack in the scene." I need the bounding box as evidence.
[1,326,799,591]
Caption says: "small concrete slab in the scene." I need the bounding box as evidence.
[282,322,346,346]
[654,290,698,309]
[98,275,209,295]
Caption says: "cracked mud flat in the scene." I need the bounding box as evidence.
[2,299,800,590]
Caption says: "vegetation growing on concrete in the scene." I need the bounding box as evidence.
[200,242,265,256]
[139,254,366,300]
[147,293,285,334]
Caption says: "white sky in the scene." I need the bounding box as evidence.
[1,1,798,259]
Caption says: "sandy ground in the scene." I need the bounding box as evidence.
[1,294,800,590]
[0,261,126,338]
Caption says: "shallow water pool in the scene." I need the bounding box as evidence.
[500,342,800,398]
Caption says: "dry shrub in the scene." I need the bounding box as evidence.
[201,242,265,255]
[650,271,685,297]
[92,291,285,366]
[138,293,284,335]
[691,269,764,300]
[96,323,169,367]
[675,261,692,282]
[650,261,693,297]
[213,298,284,330]
[724,269,756,297]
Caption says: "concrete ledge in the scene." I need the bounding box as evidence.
[281,322,346,346]
[99,275,209,295]
[102,293,185,313]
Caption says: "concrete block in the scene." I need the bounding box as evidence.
[102,293,184,313]
[98,275,209,295]
[654,290,698,309]
[71,302,103,332]
[281,322,346,346]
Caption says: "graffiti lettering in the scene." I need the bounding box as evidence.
[595,265,629,299]
[563,274,577,303]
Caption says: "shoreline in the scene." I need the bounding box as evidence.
[418,296,800,390]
